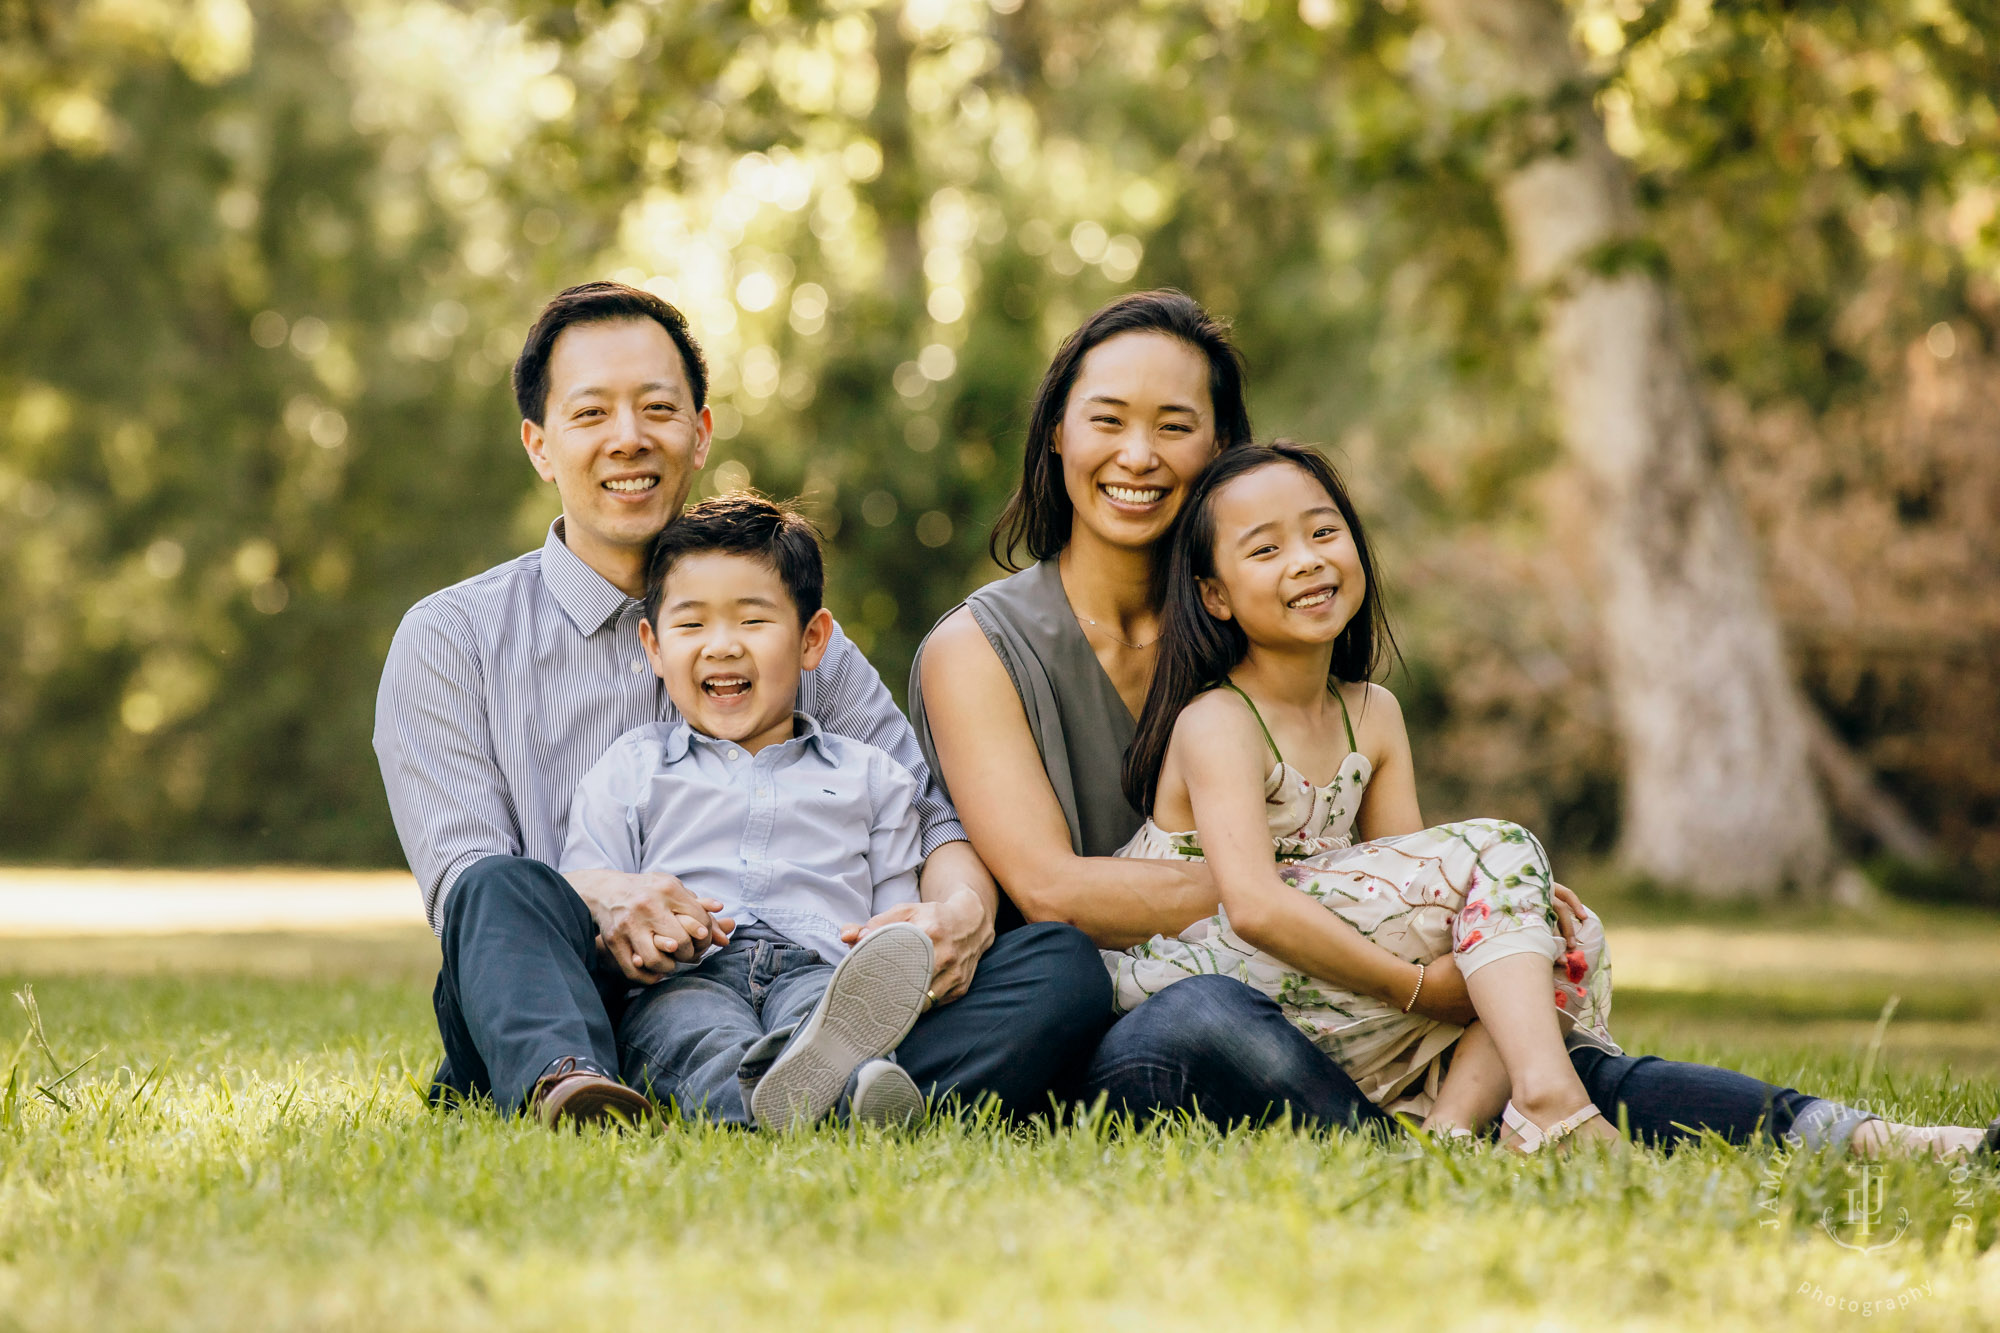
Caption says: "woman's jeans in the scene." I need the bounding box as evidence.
[1082,973,1836,1147]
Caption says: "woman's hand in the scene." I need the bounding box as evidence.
[1551,882,1587,950]
[841,887,993,1006]
[841,841,998,1005]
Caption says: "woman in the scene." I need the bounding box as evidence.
[912,289,1989,1155]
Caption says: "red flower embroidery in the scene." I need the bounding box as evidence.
[1462,900,1491,922]
[1554,991,1569,1009]
[1564,949,1588,984]
[1458,929,1484,951]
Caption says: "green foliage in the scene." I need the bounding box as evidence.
[0,0,525,862]
[2,0,1995,866]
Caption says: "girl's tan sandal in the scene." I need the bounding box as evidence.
[1499,1101,1605,1154]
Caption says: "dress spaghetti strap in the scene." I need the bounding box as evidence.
[1223,678,1361,768]
[1332,681,1359,755]
[1221,680,1285,765]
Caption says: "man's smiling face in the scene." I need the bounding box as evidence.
[521,318,712,586]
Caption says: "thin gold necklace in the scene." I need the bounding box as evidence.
[1072,610,1157,650]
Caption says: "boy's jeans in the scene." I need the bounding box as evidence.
[615,921,854,1125]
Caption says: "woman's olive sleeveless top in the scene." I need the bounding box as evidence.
[909,559,1144,921]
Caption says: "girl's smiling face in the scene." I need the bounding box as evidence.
[1053,331,1219,554]
[1197,461,1367,649]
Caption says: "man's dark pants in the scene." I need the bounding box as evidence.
[431,855,1114,1116]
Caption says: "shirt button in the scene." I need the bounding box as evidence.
[726,749,741,761]
[630,660,644,673]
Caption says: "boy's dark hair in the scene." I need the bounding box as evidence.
[513,281,710,425]
[643,492,824,629]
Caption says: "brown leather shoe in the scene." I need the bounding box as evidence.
[529,1057,652,1130]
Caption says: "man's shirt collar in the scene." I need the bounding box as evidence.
[540,517,638,636]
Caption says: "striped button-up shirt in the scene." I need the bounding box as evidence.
[373,519,966,931]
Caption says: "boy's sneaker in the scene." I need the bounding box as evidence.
[750,922,934,1133]
[850,1058,926,1129]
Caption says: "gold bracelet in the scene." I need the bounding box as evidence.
[1402,961,1426,1014]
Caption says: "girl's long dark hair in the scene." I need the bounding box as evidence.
[1122,442,1401,815]
[990,289,1254,571]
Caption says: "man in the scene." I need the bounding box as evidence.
[374,281,1111,1126]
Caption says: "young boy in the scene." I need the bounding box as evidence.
[560,493,934,1131]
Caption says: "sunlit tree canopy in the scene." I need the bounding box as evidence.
[3,0,1996,883]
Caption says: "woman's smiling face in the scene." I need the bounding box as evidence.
[1054,331,1219,554]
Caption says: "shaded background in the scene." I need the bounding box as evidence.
[3,0,1996,899]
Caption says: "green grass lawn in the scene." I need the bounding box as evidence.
[4,905,1999,1332]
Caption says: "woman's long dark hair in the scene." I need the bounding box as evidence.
[989,289,1254,571]
[1122,442,1401,815]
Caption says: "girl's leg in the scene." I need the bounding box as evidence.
[1465,953,1620,1145]
[1422,1021,1509,1134]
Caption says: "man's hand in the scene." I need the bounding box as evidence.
[841,886,993,1005]
[1551,882,1587,951]
[565,868,736,984]
[1407,953,1478,1027]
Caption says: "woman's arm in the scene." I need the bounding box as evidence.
[919,608,1220,949]
[1176,691,1426,1010]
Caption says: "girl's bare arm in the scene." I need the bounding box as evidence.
[919,608,1220,949]
[1349,683,1424,841]
[1350,681,1582,954]
[1174,690,1426,1009]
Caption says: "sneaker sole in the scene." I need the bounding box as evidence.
[751,923,933,1133]
[852,1061,927,1129]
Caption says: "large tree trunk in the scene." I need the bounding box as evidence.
[1420,0,1836,897]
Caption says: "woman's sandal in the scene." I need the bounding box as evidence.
[1499,1101,1607,1154]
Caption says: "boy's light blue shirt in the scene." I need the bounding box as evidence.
[560,712,922,962]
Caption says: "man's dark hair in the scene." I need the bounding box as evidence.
[643,492,825,629]
[513,281,710,425]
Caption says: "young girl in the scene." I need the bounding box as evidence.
[1114,442,1618,1149]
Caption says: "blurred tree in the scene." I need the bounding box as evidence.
[2,0,1995,896]
[0,0,522,864]
[1417,0,1835,898]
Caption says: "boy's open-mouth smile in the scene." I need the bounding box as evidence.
[701,674,752,699]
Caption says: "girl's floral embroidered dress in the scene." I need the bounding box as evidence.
[1110,698,1614,1115]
